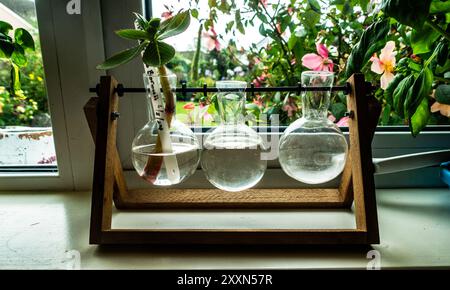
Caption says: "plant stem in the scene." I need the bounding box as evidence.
[142,65,175,183]
[191,24,202,82]
[426,18,450,42]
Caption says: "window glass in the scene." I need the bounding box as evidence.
[0,0,57,170]
[150,1,450,131]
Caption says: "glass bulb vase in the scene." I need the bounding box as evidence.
[278,71,348,184]
[201,81,267,192]
[131,72,201,186]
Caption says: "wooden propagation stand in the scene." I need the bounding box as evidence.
[84,73,381,245]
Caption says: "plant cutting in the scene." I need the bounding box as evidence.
[97,11,194,184]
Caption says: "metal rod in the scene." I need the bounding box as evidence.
[89,83,351,96]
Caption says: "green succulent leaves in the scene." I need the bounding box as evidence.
[97,10,191,70]
[143,41,175,67]
[158,11,191,40]
[96,42,147,70]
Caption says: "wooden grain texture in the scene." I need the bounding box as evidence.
[84,97,129,207]
[347,74,380,244]
[339,84,381,207]
[86,74,379,245]
[120,188,343,209]
[100,229,368,245]
[89,76,119,243]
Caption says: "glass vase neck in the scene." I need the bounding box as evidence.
[216,81,247,125]
[301,71,334,121]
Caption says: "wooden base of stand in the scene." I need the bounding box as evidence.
[84,74,381,245]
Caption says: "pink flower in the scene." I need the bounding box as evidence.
[328,114,336,123]
[203,27,220,51]
[253,95,264,108]
[161,11,173,20]
[336,116,350,127]
[301,43,334,72]
[370,41,397,90]
[183,102,195,110]
[199,103,213,122]
[431,102,450,117]
[282,97,298,117]
[259,0,268,7]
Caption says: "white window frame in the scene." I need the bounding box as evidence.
[1,0,449,191]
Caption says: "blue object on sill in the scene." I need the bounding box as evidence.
[441,162,450,188]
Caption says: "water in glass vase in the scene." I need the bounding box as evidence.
[201,81,267,192]
[132,143,201,186]
[278,71,348,184]
[202,137,267,192]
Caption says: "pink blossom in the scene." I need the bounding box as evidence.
[203,27,220,51]
[301,43,334,72]
[259,0,268,7]
[370,41,397,90]
[282,97,298,117]
[431,101,450,117]
[199,103,213,122]
[328,114,336,123]
[161,11,173,20]
[253,95,264,108]
[336,116,350,127]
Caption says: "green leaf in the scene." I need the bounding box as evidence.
[191,8,199,19]
[404,67,433,119]
[96,42,147,70]
[331,102,347,120]
[381,0,432,29]
[393,75,414,118]
[302,9,320,30]
[235,10,245,34]
[259,24,268,37]
[410,23,440,54]
[10,63,21,94]
[345,18,390,78]
[0,21,13,34]
[11,44,27,67]
[430,0,450,14]
[14,28,35,51]
[142,41,175,66]
[133,13,149,30]
[435,84,450,104]
[0,39,14,58]
[308,0,321,13]
[384,73,404,107]
[409,95,430,137]
[158,11,191,40]
[437,41,449,66]
[381,103,392,125]
[226,21,234,33]
[287,34,297,50]
[116,29,151,40]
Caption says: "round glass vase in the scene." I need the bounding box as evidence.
[131,73,201,186]
[278,71,348,184]
[201,81,267,192]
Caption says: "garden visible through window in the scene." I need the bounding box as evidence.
[148,0,450,132]
[0,0,57,171]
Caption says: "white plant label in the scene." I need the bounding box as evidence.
[146,69,180,184]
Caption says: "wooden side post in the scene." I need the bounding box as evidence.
[346,73,380,244]
[89,76,120,244]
